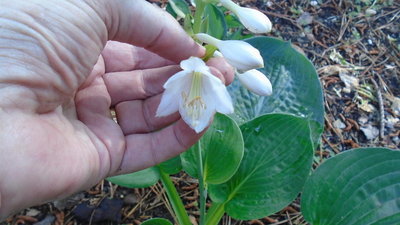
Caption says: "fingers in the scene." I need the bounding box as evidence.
[75,74,126,176]
[103,65,181,105]
[104,57,234,105]
[101,42,235,80]
[94,0,205,62]
[116,119,204,174]
[101,41,175,73]
[115,95,180,134]
[206,57,235,85]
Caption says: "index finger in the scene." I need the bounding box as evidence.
[101,41,175,73]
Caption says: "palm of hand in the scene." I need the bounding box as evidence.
[0,0,216,216]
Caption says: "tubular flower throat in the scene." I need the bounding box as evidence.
[182,72,206,127]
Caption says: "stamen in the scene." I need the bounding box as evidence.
[182,72,207,126]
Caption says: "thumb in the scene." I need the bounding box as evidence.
[95,0,204,62]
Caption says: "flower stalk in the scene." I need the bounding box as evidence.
[205,203,225,225]
[195,140,207,225]
[155,1,275,224]
[159,168,192,225]
[193,0,206,33]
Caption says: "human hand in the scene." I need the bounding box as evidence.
[0,0,234,219]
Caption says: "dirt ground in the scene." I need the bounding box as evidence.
[2,0,399,225]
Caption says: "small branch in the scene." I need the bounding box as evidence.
[371,77,385,140]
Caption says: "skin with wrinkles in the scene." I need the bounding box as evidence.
[0,0,234,219]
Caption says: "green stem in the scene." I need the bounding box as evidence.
[193,0,206,34]
[195,140,207,225]
[205,203,225,225]
[159,169,192,225]
[203,44,218,61]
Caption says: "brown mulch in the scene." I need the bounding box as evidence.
[2,0,399,225]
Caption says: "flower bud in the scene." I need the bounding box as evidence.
[237,69,273,96]
[195,33,264,72]
[220,0,272,33]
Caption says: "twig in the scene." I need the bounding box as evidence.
[370,77,385,140]
[337,13,351,42]
[123,189,153,221]
[322,135,341,154]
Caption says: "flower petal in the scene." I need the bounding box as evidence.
[180,56,207,71]
[202,72,234,114]
[157,72,191,117]
[178,93,215,133]
[237,69,273,96]
[164,70,190,89]
[156,87,181,117]
[180,104,214,133]
[178,71,223,133]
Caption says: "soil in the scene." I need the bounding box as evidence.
[2,0,399,225]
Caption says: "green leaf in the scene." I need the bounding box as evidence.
[209,114,314,220]
[166,3,177,18]
[225,14,243,29]
[227,37,324,144]
[224,14,253,40]
[158,156,182,175]
[227,28,253,40]
[201,4,227,39]
[181,113,244,184]
[301,148,400,225]
[141,218,173,225]
[107,167,159,188]
[166,0,190,18]
[159,169,192,225]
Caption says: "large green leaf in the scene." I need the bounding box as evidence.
[201,4,227,39]
[107,167,159,188]
[158,156,182,175]
[209,114,314,220]
[301,148,400,225]
[228,37,324,144]
[181,113,244,184]
[141,218,173,225]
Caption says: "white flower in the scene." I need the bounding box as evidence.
[237,69,273,96]
[195,33,264,72]
[220,0,272,33]
[156,57,234,133]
